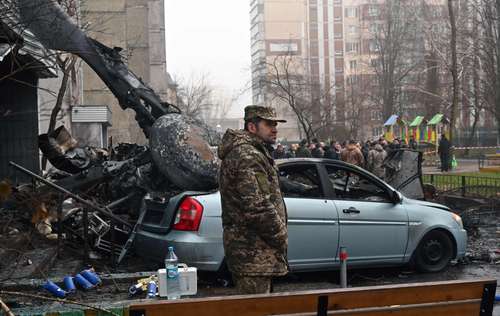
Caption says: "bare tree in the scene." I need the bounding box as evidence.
[174,73,214,120]
[459,0,500,144]
[448,0,459,143]
[368,0,423,121]
[344,75,373,140]
[257,53,336,142]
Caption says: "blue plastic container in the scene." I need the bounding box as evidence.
[63,276,76,294]
[129,283,143,297]
[81,269,101,285]
[495,294,500,302]
[74,273,94,290]
[146,281,157,299]
[42,280,66,298]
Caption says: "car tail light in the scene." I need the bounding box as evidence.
[172,197,203,231]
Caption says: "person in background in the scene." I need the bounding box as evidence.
[388,138,401,154]
[438,134,451,172]
[409,136,418,150]
[361,141,371,167]
[287,144,298,158]
[341,140,365,167]
[324,141,340,160]
[295,139,311,158]
[367,141,387,179]
[273,143,287,159]
[311,139,324,158]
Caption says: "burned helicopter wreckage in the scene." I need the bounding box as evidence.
[3,0,222,261]
[17,0,221,190]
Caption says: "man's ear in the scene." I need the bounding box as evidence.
[247,121,257,133]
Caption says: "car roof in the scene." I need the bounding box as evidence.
[276,158,352,168]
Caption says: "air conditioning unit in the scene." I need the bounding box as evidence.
[71,105,112,148]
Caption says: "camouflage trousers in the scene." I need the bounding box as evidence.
[233,274,272,294]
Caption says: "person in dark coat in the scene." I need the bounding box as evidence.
[295,139,312,158]
[273,143,287,159]
[409,136,418,150]
[311,141,324,158]
[438,134,451,172]
[324,141,340,160]
[361,141,370,166]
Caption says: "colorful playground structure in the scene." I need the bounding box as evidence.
[383,113,450,147]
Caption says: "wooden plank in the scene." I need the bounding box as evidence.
[276,299,481,316]
[129,279,495,316]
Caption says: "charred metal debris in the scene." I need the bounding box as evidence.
[3,124,220,268]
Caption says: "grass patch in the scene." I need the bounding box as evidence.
[454,172,500,178]
[423,173,500,197]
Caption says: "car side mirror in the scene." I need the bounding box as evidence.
[392,191,402,204]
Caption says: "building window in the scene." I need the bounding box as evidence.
[370,58,380,67]
[369,40,379,52]
[369,23,381,33]
[335,66,344,74]
[269,42,299,53]
[345,7,358,18]
[345,42,359,53]
[368,5,379,17]
[371,112,382,121]
[348,75,358,85]
[349,60,357,70]
[347,25,358,34]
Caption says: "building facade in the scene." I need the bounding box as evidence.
[81,0,175,145]
[250,0,346,141]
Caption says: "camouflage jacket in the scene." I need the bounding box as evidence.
[218,129,288,277]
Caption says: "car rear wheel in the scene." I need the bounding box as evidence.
[414,230,453,273]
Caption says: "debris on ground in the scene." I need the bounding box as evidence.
[461,205,500,263]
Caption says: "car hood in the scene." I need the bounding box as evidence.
[404,197,451,212]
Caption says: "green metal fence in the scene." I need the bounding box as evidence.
[422,174,500,197]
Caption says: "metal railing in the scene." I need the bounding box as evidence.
[423,174,500,197]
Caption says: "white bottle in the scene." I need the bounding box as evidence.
[164,246,181,299]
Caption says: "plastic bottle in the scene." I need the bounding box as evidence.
[164,246,181,299]
[146,280,157,299]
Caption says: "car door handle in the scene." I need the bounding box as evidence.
[343,207,360,214]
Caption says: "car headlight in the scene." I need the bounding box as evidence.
[452,213,463,229]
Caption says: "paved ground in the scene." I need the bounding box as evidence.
[423,158,480,174]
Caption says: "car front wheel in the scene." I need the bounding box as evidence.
[414,230,454,273]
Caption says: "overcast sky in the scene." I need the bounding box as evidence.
[164,0,252,118]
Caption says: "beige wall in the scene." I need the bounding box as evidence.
[81,0,171,145]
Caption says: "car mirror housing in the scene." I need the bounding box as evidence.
[392,191,402,204]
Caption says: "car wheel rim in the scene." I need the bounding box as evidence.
[423,239,443,263]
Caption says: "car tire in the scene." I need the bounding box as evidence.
[414,230,454,273]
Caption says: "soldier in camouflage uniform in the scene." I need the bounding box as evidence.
[218,105,288,294]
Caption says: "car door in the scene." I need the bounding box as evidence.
[323,164,408,266]
[278,163,339,271]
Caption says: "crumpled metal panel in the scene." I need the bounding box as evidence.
[384,149,424,200]
[150,114,221,191]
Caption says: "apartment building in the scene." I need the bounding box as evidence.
[250,0,348,141]
[81,0,175,145]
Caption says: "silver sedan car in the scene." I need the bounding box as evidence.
[135,158,467,273]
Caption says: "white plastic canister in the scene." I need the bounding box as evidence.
[158,264,197,298]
